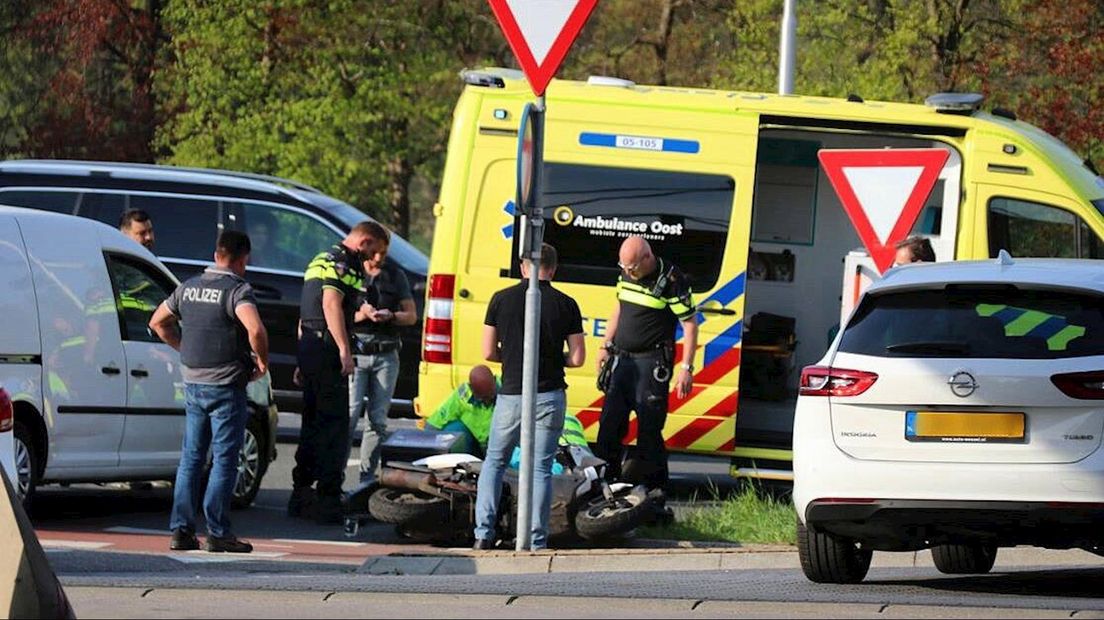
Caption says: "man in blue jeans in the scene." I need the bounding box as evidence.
[473,243,586,550]
[150,230,269,553]
[347,241,417,483]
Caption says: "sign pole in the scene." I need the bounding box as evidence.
[488,0,595,552]
[516,97,544,551]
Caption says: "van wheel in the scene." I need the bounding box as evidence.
[931,543,997,574]
[797,520,872,584]
[231,415,268,509]
[13,421,37,512]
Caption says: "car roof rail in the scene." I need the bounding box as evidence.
[0,159,322,199]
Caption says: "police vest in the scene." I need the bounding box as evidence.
[177,274,250,369]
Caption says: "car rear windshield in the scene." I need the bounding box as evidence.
[839,285,1104,359]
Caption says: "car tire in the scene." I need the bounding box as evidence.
[797,520,872,584]
[931,543,998,574]
[13,420,37,512]
[230,414,268,509]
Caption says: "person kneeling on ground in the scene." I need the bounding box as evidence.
[424,364,499,456]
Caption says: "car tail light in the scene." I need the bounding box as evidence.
[799,365,878,397]
[0,388,12,433]
[1051,370,1104,399]
[423,274,456,364]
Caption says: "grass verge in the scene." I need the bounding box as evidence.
[640,484,797,545]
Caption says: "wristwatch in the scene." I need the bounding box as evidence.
[680,362,694,373]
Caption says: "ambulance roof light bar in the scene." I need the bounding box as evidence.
[924,92,985,115]
[587,75,636,88]
[460,68,525,88]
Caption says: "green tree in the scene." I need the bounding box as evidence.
[158,0,498,242]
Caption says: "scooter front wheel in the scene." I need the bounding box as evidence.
[574,485,651,541]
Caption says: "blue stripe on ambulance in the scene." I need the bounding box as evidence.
[578,132,700,154]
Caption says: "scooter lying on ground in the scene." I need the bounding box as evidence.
[344,429,668,546]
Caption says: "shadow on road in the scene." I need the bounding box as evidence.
[867,565,1104,600]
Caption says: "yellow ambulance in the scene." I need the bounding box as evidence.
[417,67,1104,480]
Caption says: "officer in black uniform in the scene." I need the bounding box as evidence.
[288,220,389,524]
[595,235,698,493]
[149,230,269,553]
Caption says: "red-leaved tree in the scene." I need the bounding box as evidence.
[20,0,166,161]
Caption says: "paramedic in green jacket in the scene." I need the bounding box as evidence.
[425,365,498,453]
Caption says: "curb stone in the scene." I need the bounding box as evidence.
[357,540,1104,576]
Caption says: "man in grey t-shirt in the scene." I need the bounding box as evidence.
[150,231,269,554]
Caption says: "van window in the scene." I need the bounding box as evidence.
[840,286,1104,359]
[538,163,736,291]
[988,197,1104,259]
[0,190,81,214]
[231,202,340,273]
[105,256,175,343]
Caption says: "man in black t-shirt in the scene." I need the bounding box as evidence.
[472,243,586,551]
[595,235,699,493]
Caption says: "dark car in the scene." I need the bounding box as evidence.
[0,160,427,415]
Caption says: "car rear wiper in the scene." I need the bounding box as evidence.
[885,341,971,355]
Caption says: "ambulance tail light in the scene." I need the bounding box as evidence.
[424,274,456,364]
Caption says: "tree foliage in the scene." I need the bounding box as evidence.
[0,0,1102,245]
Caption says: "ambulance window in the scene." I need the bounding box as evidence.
[538,163,735,291]
[988,197,1103,259]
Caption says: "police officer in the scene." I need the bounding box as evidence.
[595,235,698,493]
[288,221,389,524]
[149,230,269,553]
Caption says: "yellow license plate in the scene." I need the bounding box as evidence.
[905,411,1025,443]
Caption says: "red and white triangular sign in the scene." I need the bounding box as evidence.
[818,148,950,273]
[488,0,598,96]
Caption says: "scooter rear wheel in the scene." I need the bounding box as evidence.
[368,487,449,525]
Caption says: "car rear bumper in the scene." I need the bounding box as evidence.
[804,499,1104,551]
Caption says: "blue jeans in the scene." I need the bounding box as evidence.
[170,383,248,539]
[347,349,400,481]
[474,390,565,550]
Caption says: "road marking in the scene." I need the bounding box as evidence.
[347,458,361,467]
[168,551,288,564]
[104,526,167,536]
[271,539,366,547]
[40,539,113,550]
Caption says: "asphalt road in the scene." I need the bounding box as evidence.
[30,413,742,564]
[33,414,1104,618]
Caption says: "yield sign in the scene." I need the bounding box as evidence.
[488,0,598,96]
[818,148,950,273]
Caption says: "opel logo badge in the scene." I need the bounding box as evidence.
[948,371,978,398]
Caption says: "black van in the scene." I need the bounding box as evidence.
[0,160,427,414]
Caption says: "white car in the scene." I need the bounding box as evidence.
[793,253,1104,583]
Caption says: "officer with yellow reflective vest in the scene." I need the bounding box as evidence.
[594,235,698,494]
[288,221,389,524]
